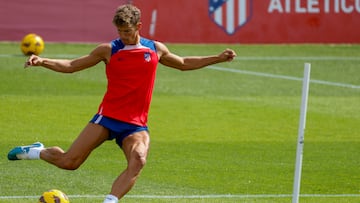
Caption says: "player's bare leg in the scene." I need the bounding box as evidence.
[40,123,109,170]
[108,130,150,200]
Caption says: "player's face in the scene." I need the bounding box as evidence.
[117,23,141,45]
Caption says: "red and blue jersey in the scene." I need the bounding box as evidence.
[97,38,158,126]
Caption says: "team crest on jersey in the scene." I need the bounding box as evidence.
[144,52,151,62]
[209,0,252,35]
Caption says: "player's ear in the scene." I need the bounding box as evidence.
[136,22,142,31]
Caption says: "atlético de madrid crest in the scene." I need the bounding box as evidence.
[209,0,252,35]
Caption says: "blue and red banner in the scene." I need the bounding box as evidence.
[0,0,359,43]
[135,0,360,43]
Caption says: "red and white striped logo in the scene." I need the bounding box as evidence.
[209,0,252,35]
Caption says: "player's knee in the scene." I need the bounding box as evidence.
[41,147,82,170]
[129,151,147,175]
[138,154,147,169]
[58,157,82,170]
[60,161,81,170]
[135,151,147,170]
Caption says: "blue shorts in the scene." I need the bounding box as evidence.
[90,114,148,148]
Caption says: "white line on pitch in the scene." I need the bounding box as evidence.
[0,54,80,58]
[1,53,359,89]
[234,56,360,61]
[1,194,360,199]
[208,66,360,89]
[1,54,360,61]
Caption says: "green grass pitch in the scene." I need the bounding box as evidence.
[0,42,359,203]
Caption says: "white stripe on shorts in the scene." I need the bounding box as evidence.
[94,115,103,124]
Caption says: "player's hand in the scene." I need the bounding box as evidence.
[24,54,43,68]
[219,49,236,62]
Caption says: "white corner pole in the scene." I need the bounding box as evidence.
[292,63,311,203]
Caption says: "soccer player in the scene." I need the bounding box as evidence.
[7,4,236,203]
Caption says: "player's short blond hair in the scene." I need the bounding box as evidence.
[113,4,141,26]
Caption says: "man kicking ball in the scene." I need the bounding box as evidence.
[8,4,236,203]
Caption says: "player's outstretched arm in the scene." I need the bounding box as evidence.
[156,42,236,71]
[24,43,111,73]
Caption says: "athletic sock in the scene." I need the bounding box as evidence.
[17,147,42,160]
[103,194,118,203]
[28,147,42,159]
